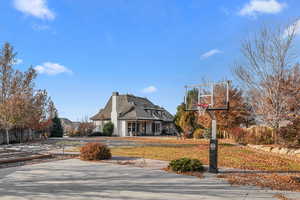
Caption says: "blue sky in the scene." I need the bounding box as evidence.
[0,0,299,121]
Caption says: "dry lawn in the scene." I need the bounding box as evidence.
[110,137,300,171]
[110,137,300,192]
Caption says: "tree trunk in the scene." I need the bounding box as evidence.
[6,128,9,145]
[19,128,22,144]
[29,128,32,142]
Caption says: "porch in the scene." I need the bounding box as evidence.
[123,120,161,136]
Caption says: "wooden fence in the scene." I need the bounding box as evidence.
[0,130,41,145]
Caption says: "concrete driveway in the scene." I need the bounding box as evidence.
[0,159,299,200]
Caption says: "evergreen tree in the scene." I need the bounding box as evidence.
[103,122,114,136]
[50,115,64,137]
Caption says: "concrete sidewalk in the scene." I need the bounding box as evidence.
[0,159,299,200]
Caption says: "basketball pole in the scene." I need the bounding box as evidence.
[207,111,218,173]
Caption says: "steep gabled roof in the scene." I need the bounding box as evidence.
[90,97,112,120]
[90,94,173,122]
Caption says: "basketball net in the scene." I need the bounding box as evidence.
[197,103,209,116]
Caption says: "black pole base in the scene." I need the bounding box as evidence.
[209,139,218,173]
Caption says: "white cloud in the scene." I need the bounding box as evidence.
[14,0,55,20]
[200,49,222,60]
[142,86,157,94]
[239,0,286,16]
[12,58,23,65]
[283,19,300,38]
[34,62,72,75]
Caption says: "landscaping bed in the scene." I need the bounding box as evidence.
[247,144,300,157]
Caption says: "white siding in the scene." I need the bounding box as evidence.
[121,120,127,137]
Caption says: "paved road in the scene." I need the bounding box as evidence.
[0,159,299,200]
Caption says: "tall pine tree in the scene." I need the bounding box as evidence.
[50,115,64,137]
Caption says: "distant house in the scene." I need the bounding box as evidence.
[60,118,80,134]
[90,92,176,137]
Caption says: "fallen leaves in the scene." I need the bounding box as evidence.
[273,193,296,200]
[218,173,300,192]
[111,143,300,171]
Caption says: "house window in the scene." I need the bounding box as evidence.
[128,122,137,133]
[152,123,155,133]
[156,123,161,132]
[152,122,161,133]
[128,122,132,133]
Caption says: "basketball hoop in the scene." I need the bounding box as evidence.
[184,80,231,173]
[197,103,209,116]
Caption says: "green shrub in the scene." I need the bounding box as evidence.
[193,129,204,139]
[168,157,204,173]
[50,116,64,137]
[103,122,114,136]
[80,142,112,160]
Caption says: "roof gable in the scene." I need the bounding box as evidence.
[90,94,173,121]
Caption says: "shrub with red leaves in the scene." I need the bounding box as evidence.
[80,142,112,161]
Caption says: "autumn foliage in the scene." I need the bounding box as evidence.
[278,116,300,146]
[80,142,112,161]
[0,43,56,144]
[230,126,274,145]
[218,173,300,192]
[174,23,300,146]
[175,85,254,139]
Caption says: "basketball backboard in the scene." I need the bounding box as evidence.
[184,81,230,114]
